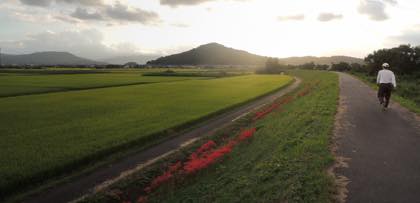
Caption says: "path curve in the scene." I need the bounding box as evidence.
[334,73,420,203]
[24,77,301,203]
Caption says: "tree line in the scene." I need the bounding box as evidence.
[259,44,420,75]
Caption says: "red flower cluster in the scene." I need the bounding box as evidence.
[136,196,147,203]
[184,140,234,174]
[298,86,311,97]
[238,128,257,141]
[253,95,295,121]
[127,128,257,203]
[254,103,280,121]
[183,128,256,174]
[145,161,182,192]
[298,81,320,97]
[189,140,216,160]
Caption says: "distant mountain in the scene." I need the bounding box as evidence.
[147,43,267,66]
[146,43,364,67]
[0,52,105,66]
[101,54,161,65]
[279,56,365,65]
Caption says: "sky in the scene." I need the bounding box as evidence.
[0,0,420,60]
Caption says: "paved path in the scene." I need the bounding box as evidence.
[334,73,420,203]
[24,78,301,203]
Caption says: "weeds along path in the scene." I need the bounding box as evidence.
[333,73,420,203]
[24,78,301,203]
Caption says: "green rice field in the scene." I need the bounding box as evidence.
[0,72,205,97]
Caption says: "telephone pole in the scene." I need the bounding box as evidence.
[0,48,2,67]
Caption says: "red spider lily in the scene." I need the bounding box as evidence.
[168,161,182,173]
[137,196,147,203]
[298,87,311,97]
[279,95,294,105]
[189,140,216,160]
[130,128,257,203]
[238,128,256,141]
[253,94,296,121]
[197,140,216,154]
[149,171,173,190]
[183,144,233,174]
[144,186,152,194]
[253,103,280,121]
[184,128,255,174]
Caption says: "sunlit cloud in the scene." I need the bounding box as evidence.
[277,14,305,22]
[160,0,249,7]
[358,0,389,21]
[19,0,104,7]
[383,0,397,6]
[387,25,420,46]
[317,13,343,22]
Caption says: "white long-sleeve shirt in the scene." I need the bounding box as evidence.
[377,69,397,88]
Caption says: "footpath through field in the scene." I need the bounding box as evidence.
[24,78,301,203]
[334,73,420,202]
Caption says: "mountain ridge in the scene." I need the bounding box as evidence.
[0,51,105,66]
[147,43,267,66]
[147,43,364,66]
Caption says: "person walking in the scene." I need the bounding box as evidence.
[377,63,397,110]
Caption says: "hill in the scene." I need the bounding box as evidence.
[0,52,105,66]
[146,43,364,67]
[146,43,267,66]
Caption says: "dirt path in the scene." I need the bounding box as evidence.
[334,73,420,203]
[24,78,301,203]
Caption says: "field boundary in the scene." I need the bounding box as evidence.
[0,78,208,98]
[22,77,301,203]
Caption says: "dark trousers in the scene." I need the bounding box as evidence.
[378,83,393,107]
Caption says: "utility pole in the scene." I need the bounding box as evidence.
[0,48,2,68]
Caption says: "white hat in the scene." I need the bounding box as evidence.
[382,63,390,68]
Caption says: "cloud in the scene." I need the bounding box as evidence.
[277,14,304,22]
[357,0,388,21]
[19,0,52,7]
[171,23,190,28]
[160,0,214,7]
[54,14,81,23]
[70,7,104,20]
[104,2,160,24]
[19,0,103,7]
[387,25,420,46]
[317,13,343,22]
[16,0,162,25]
[69,2,160,24]
[383,0,397,5]
[160,0,248,7]
[0,29,143,59]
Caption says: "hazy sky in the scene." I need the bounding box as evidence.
[1,0,419,59]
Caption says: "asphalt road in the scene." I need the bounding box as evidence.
[24,78,301,203]
[335,73,420,203]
